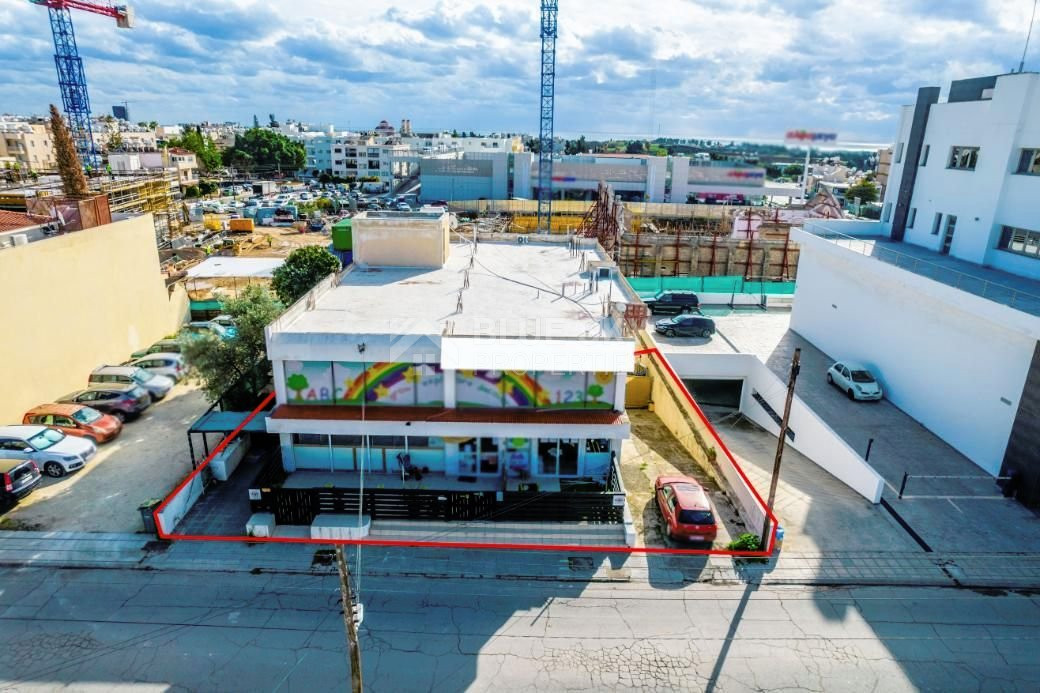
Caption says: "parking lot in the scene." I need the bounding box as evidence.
[1,383,210,533]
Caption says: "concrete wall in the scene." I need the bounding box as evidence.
[664,352,886,503]
[0,215,189,423]
[791,230,1039,475]
[351,212,450,268]
[156,470,205,534]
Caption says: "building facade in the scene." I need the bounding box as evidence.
[263,213,639,512]
[879,72,1040,280]
[0,117,56,171]
[167,147,199,187]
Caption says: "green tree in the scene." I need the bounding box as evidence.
[222,127,305,175]
[625,140,646,154]
[198,180,218,196]
[167,128,222,172]
[148,120,158,130]
[845,180,879,204]
[49,104,88,197]
[782,164,804,177]
[107,132,124,152]
[183,184,200,198]
[286,373,309,400]
[181,285,283,406]
[271,246,341,306]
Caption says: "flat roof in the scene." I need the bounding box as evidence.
[185,257,283,279]
[274,241,632,341]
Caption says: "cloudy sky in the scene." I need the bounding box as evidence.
[1,0,1036,144]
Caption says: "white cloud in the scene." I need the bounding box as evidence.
[1,0,1036,143]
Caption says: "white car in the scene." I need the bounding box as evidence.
[826,361,883,401]
[128,353,187,382]
[0,425,97,478]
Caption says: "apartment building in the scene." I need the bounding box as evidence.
[790,72,1040,506]
[167,147,199,187]
[0,117,56,171]
[258,212,640,532]
[299,129,409,190]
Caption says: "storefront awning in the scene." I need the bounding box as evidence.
[440,337,634,373]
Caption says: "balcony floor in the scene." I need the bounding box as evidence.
[837,236,1040,318]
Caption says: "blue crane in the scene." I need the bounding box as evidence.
[29,0,134,170]
[536,0,558,231]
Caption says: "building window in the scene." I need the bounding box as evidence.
[330,434,363,446]
[881,202,892,223]
[293,433,329,446]
[997,225,1040,258]
[895,142,904,163]
[948,146,979,170]
[907,207,917,228]
[919,145,930,167]
[1016,148,1040,175]
[931,213,943,235]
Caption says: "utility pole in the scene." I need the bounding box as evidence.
[335,545,363,693]
[761,347,800,551]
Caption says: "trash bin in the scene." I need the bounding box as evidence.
[138,498,162,536]
[775,524,785,549]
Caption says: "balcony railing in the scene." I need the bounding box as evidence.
[802,226,1040,315]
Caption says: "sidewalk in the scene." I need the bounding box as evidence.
[2,530,1040,589]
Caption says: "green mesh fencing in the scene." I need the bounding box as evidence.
[628,276,796,297]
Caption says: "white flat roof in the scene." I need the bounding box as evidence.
[186,257,283,279]
[441,336,634,373]
[273,241,633,342]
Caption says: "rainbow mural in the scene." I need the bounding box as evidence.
[284,361,443,406]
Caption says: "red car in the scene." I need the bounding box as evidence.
[22,403,123,444]
[655,475,719,543]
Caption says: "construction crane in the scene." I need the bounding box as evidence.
[536,0,558,232]
[29,0,134,170]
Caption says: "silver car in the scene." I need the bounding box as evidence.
[127,353,186,382]
[0,425,96,478]
[89,365,175,401]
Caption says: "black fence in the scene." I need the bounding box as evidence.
[251,484,624,526]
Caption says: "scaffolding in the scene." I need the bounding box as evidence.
[94,172,184,245]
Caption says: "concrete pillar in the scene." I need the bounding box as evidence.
[273,360,287,404]
[613,372,627,412]
[444,368,457,408]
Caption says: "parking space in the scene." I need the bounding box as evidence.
[1,383,211,533]
[621,409,746,549]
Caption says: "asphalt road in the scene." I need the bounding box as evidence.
[2,565,1038,692]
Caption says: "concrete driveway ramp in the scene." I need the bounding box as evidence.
[310,514,372,539]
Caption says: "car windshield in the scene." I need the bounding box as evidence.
[28,428,65,450]
[72,407,103,424]
[678,509,714,525]
[130,369,154,385]
[851,370,875,383]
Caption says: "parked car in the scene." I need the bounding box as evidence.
[643,291,700,315]
[57,384,151,422]
[181,320,236,340]
[0,425,96,478]
[22,403,122,444]
[395,202,411,211]
[654,475,719,543]
[654,314,715,339]
[130,338,182,360]
[210,315,236,329]
[1,457,42,508]
[89,365,175,402]
[827,361,883,401]
[127,353,186,382]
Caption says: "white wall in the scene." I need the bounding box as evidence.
[791,230,1039,474]
[663,352,886,503]
[156,472,205,535]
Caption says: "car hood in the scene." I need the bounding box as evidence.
[144,374,175,389]
[51,435,94,456]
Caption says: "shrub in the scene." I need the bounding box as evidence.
[726,533,761,551]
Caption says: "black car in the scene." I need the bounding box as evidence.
[1,458,42,510]
[644,291,700,315]
[57,384,152,422]
[655,315,716,338]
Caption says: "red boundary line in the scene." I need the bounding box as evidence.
[156,348,777,557]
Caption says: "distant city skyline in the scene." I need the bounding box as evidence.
[2,0,1036,144]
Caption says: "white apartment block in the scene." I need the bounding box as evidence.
[791,72,1040,507]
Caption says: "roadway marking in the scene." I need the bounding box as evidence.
[947,498,963,514]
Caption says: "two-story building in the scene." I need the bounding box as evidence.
[258,211,642,534]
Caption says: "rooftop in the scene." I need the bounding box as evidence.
[0,209,48,234]
[274,240,634,340]
[185,256,283,279]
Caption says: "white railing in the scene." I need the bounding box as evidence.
[803,226,1040,314]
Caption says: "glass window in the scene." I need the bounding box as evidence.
[370,435,406,447]
[948,146,979,170]
[1016,149,1040,175]
[850,370,875,383]
[292,433,328,446]
[330,434,363,446]
[998,225,1040,258]
[678,509,715,525]
[919,145,929,167]
[907,208,917,229]
[931,213,943,235]
[539,372,586,409]
[895,142,904,163]
[28,429,64,450]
